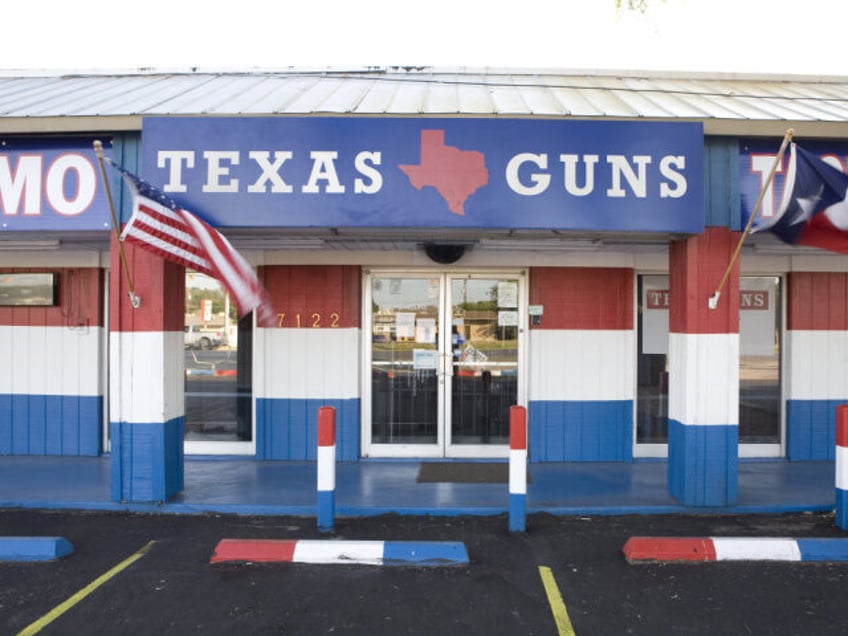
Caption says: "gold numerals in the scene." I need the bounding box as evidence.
[277,312,341,328]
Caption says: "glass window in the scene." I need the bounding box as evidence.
[636,274,782,447]
[636,275,669,444]
[370,276,439,445]
[184,271,252,443]
[739,276,781,443]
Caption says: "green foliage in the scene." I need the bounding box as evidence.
[616,0,650,12]
[457,299,496,311]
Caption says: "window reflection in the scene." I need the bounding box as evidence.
[636,275,782,446]
[739,276,781,443]
[184,271,252,442]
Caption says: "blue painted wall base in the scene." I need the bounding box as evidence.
[0,394,102,456]
[528,400,633,462]
[110,418,185,503]
[668,419,738,506]
[257,398,359,461]
[787,400,841,460]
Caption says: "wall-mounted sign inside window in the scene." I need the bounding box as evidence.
[646,289,768,310]
[642,277,777,356]
[0,272,58,306]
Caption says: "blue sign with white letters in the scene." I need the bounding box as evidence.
[0,138,112,231]
[740,138,848,227]
[141,117,703,232]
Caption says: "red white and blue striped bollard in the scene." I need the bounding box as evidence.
[317,406,336,533]
[837,405,848,530]
[509,405,528,533]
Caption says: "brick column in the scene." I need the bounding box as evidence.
[109,237,185,502]
[668,227,739,506]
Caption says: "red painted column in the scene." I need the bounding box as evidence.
[109,237,186,502]
[668,227,740,506]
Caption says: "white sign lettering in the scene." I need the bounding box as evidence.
[504,152,687,198]
[0,152,96,217]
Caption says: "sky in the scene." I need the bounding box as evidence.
[2,0,846,76]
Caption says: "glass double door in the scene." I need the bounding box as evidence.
[365,272,524,458]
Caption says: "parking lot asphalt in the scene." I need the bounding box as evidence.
[3,509,848,635]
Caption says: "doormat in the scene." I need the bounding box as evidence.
[416,463,531,484]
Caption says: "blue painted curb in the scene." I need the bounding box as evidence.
[382,541,469,566]
[211,538,469,566]
[795,538,848,561]
[0,536,74,561]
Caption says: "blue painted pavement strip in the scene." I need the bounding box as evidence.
[0,456,837,517]
[0,537,74,561]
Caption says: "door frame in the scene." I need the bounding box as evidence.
[361,268,528,459]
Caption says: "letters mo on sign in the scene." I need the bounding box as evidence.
[0,139,112,231]
[142,117,704,232]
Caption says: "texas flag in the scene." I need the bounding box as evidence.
[753,143,848,253]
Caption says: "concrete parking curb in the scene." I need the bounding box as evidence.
[624,536,848,563]
[0,536,74,561]
[210,539,469,566]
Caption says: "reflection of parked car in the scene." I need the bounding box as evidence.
[184,325,225,350]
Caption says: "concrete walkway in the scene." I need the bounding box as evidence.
[0,456,836,517]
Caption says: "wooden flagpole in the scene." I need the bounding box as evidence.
[708,128,794,309]
[93,141,140,309]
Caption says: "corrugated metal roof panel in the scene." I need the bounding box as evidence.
[351,77,398,113]
[386,79,429,114]
[509,82,567,116]
[180,75,275,114]
[487,82,531,114]
[0,76,84,115]
[263,76,324,113]
[456,80,497,114]
[0,68,847,131]
[578,87,639,117]
[198,75,281,113]
[315,77,375,113]
[255,76,321,113]
[425,81,460,113]
[0,77,63,114]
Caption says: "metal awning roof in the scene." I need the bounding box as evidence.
[1,66,848,137]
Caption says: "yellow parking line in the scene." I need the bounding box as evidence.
[18,540,156,636]
[538,565,576,636]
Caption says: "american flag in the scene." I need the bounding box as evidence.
[113,161,272,321]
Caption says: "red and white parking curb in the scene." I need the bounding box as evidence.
[211,539,469,566]
[624,536,848,563]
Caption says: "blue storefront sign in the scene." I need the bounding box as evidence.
[0,138,112,231]
[142,117,704,233]
[740,138,848,225]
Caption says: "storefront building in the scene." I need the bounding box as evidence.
[1,68,847,508]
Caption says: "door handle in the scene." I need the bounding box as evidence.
[437,352,449,383]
